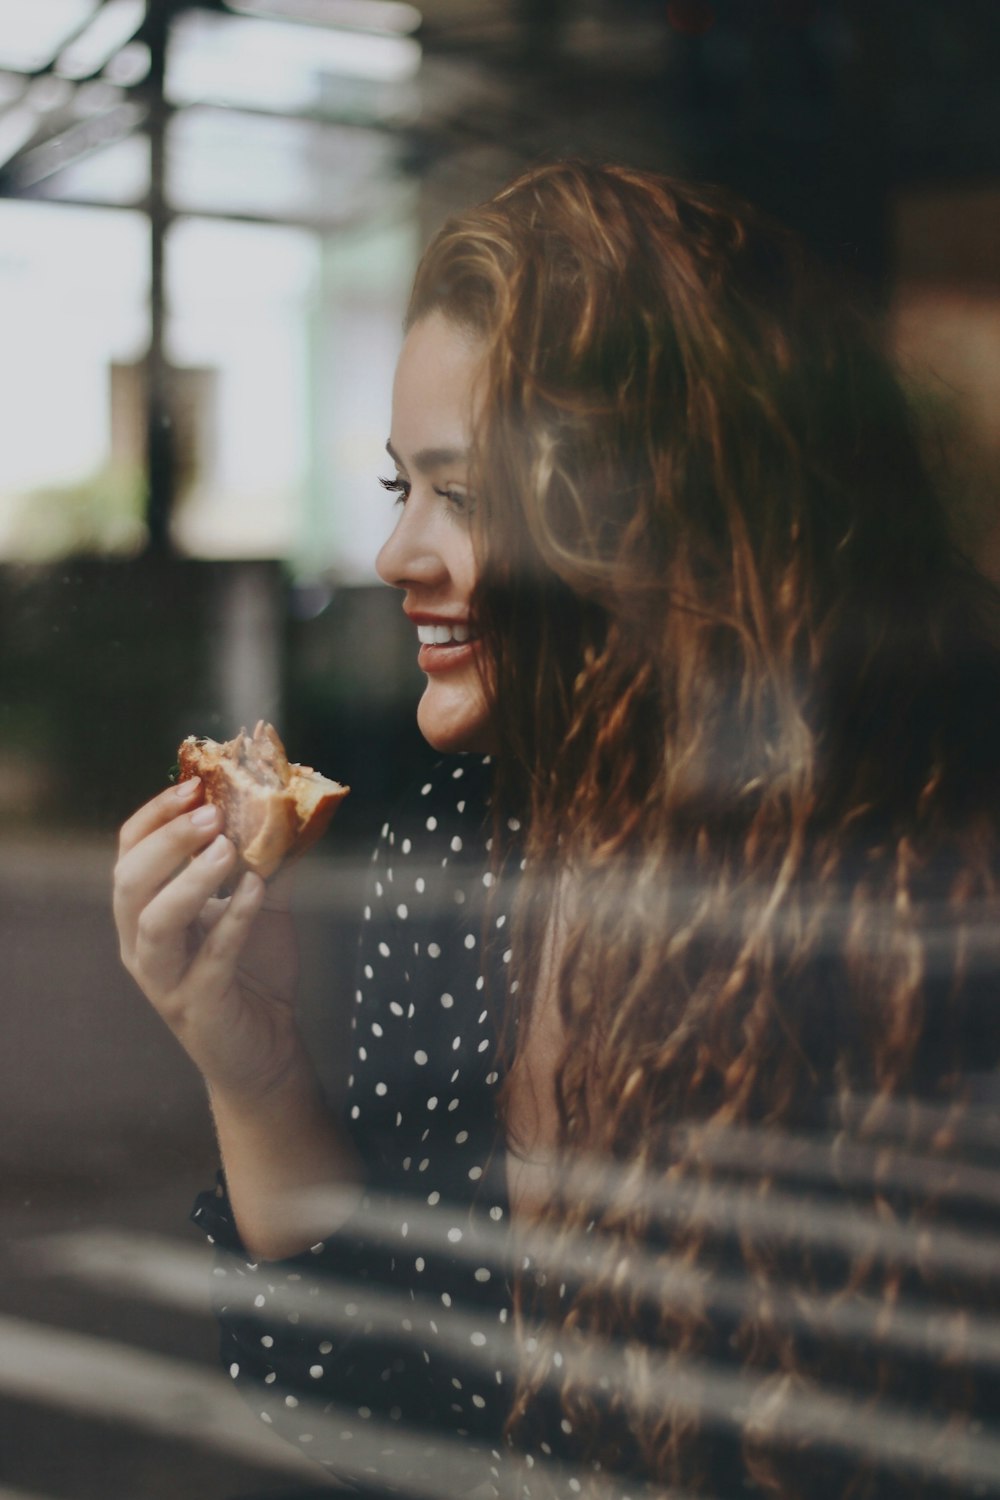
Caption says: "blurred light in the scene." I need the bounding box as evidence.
[226,0,421,34]
[13,102,143,188]
[0,201,149,528]
[0,104,38,170]
[168,16,315,113]
[291,580,335,619]
[26,75,75,113]
[167,105,393,222]
[0,197,148,301]
[56,0,146,81]
[103,39,150,86]
[32,132,150,205]
[0,73,27,108]
[0,1311,320,1473]
[72,80,125,117]
[167,211,318,304]
[0,0,98,73]
[167,10,420,114]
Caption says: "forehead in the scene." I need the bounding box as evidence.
[391,312,485,463]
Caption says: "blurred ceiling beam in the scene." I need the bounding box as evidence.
[0,0,995,551]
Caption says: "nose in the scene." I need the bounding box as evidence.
[376,492,447,591]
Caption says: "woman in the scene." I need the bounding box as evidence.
[114,161,1000,1499]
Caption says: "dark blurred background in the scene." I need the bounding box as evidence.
[0,2,998,1495]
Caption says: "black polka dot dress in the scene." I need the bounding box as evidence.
[193,756,1000,1500]
[192,755,523,1498]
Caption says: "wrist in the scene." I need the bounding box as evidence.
[206,1051,360,1262]
[206,1042,323,1121]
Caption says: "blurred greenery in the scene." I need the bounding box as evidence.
[4,465,147,563]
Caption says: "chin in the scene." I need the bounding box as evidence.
[417,686,494,756]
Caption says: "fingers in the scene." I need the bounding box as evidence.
[115,795,232,982]
[115,798,224,938]
[186,872,266,993]
[129,833,241,995]
[198,895,230,935]
[198,862,297,931]
[197,863,294,946]
[118,777,203,859]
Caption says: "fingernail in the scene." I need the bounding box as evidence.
[175,777,200,798]
[202,834,231,862]
[190,804,219,828]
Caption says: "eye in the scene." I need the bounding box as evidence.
[434,486,475,517]
[379,474,410,504]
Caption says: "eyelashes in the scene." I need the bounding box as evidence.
[379,475,409,502]
[379,475,475,517]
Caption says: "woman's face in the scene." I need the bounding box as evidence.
[376,311,493,755]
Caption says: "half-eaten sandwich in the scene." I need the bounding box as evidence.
[177,720,349,879]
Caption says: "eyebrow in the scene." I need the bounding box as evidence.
[385,439,469,473]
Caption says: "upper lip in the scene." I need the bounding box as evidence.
[404,610,472,627]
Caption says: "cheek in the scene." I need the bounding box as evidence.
[447,533,479,600]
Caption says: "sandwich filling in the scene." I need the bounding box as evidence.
[177,720,348,878]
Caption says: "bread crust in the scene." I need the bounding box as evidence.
[177,723,348,878]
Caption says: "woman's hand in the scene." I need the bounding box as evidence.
[113,777,305,1101]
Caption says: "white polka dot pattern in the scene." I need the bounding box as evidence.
[195,757,523,1498]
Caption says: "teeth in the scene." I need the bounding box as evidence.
[416,623,472,646]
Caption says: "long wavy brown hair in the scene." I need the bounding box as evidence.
[407,161,1000,1497]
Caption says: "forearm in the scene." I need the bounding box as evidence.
[208,1051,363,1262]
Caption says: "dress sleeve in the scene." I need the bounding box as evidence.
[190,1168,443,1481]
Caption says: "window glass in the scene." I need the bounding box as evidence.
[0,199,148,559]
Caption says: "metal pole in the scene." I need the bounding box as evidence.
[144,0,174,554]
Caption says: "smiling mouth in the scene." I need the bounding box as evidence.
[415,621,480,675]
[416,623,473,646]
